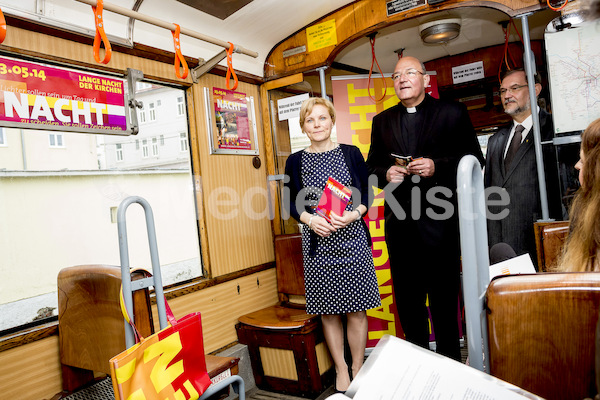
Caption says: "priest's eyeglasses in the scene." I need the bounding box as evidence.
[499,84,528,96]
[391,69,424,81]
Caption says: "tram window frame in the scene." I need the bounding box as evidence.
[0,81,203,334]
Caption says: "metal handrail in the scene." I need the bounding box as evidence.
[457,155,490,372]
[117,195,168,347]
[116,195,245,399]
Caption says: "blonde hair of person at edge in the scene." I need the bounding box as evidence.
[558,117,600,272]
[289,97,380,393]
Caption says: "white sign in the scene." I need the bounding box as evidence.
[277,93,309,121]
[452,61,485,84]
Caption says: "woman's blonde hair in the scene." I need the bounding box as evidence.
[298,97,336,130]
[559,118,600,272]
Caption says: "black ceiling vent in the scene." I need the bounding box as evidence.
[175,0,254,20]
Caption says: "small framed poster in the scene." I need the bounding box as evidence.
[203,87,259,155]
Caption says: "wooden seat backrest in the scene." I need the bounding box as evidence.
[58,265,153,374]
[533,221,569,272]
[486,272,600,400]
[274,234,305,298]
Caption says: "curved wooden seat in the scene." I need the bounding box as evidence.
[486,272,600,400]
[206,354,239,378]
[58,264,153,391]
[238,305,318,330]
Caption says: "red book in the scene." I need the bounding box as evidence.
[315,177,352,223]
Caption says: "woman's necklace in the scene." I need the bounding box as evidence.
[308,141,336,153]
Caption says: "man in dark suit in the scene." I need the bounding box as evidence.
[484,69,563,269]
[366,56,483,361]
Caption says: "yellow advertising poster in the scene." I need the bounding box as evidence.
[306,20,337,52]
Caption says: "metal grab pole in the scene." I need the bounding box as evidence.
[117,196,168,348]
[521,13,550,221]
[74,0,259,58]
[457,155,490,373]
[317,66,329,100]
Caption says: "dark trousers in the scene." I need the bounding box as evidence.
[386,219,462,361]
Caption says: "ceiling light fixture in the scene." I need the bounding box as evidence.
[419,18,461,44]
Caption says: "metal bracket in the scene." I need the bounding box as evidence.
[191,49,228,83]
[126,68,144,135]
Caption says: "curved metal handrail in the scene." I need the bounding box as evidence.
[457,155,490,372]
[117,195,168,347]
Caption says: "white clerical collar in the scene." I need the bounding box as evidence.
[406,107,417,114]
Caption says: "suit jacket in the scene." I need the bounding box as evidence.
[366,94,484,248]
[284,143,373,256]
[484,109,563,260]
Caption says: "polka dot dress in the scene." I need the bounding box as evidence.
[301,146,381,315]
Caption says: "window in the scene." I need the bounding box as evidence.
[160,135,165,146]
[0,84,200,334]
[136,81,152,91]
[177,96,185,116]
[180,132,188,152]
[149,102,156,122]
[136,139,140,150]
[151,137,159,156]
[139,107,147,124]
[49,133,64,148]
[0,128,5,146]
[142,139,149,158]
[157,100,161,106]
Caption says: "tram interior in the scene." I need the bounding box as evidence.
[0,0,598,399]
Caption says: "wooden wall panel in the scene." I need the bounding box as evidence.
[156,269,279,353]
[191,76,275,277]
[0,336,62,400]
[264,0,546,80]
[424,41,546,88]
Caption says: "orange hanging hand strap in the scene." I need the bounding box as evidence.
[92,0,112,64]
[171,24,189,79]
[367,35,387,104]
[0,7,7,44]
[226,42,238,91]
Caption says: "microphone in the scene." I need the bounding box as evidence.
[489,243,517,265]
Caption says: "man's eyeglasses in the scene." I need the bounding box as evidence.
[391,69,424,81]
[499,84,528,96]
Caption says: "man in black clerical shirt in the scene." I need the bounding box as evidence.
[366,56,483,361]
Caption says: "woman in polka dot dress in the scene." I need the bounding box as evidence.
[284,97,381,393]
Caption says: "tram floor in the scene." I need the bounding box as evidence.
[58,338,469,400]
